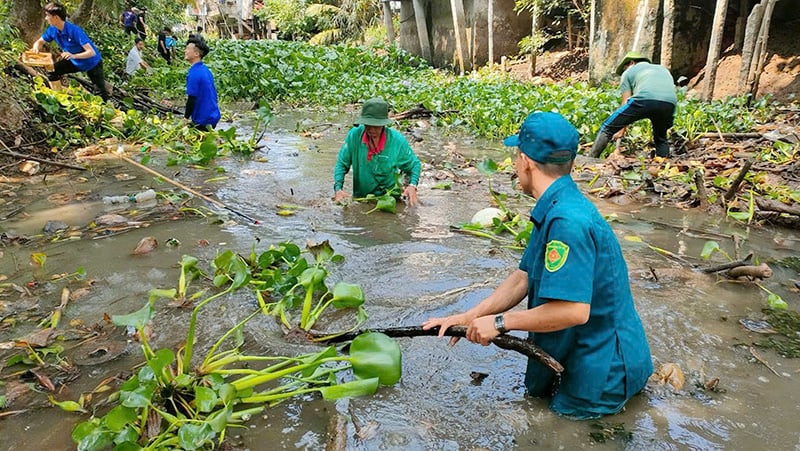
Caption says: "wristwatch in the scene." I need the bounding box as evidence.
[494,314,508,334]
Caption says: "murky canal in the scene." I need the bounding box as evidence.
[1,107,799,450]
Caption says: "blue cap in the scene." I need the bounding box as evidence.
[503,112,580,164]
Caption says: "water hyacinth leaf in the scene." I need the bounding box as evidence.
[104,405,137,432]
[194,385,218,413]
[207,405,232,433]
[318,377,380,400]
[307,240,335,263]
[148,288,177,302]
[112,302,154,329]
[349,333,401,385]
[331,282,365,308]
[177,422,215,450]
[147,348,175,376]
[119,376,155,408]
[700,241,720,259]
[299,267,327,288]
[112,439,140,451]
[74,427,114,451]
[375,195,396,213]
[218,383,236,405]
[476,159,499,176]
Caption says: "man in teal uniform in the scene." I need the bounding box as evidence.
[589,51,677,158]
[333,98,421,206]
[424,112,652,419]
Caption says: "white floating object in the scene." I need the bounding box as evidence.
[471,207,504,228]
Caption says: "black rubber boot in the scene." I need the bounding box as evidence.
[589,132,611,158]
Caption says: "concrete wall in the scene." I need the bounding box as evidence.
[397,0,531,69]
[589,0,660,82]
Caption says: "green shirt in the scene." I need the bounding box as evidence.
[620,62,677,105]
[333,125,421,197]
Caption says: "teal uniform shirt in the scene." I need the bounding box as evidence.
[333,125,421,197]
[620,62,677,104]
[519,175,652,419]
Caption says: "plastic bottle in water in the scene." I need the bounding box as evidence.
[102,189,156,204]
[133,189,156,203]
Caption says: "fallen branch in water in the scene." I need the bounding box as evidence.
[724,159,753,202]
[727,263,773,280]
[756,197,800,217]
[699,253,753,274]
[309,325,564,374]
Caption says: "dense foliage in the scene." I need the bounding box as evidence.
[135,39,771,142]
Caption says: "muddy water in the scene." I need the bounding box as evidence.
[1,107,799,450]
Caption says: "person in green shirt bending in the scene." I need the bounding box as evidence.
[333,98,421,206]
[589,51,677,159]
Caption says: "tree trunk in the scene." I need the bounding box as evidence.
[660,0,675,69]
[11,0,45,47]
[733,0,749,51]
[702,0,729,101]
[529,2,539,77]
[70,0,95,26]
[412,0,432,61]
[738,3,764,92]
[450,0,469,74]
[749,0,777,98]
[487,0,494,66]
[382,0,395,45]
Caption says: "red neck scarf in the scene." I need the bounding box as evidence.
[363,128,387,161]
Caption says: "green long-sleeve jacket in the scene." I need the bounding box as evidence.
[333,125,421,197]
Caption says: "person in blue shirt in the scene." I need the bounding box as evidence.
[424,112,653,420]
[32,2,109,101]
[183,36,220,130]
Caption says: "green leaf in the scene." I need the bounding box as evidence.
[177,423,215,450]
[348,333,401,385]
[218,383,236,405]
[318,377,380,400]
[476,159,499,176]
[307,240,335,263]
[331,282,365,308]
[299,267,327,288]
[104,405,138,432]
[700,241,720,260]
[147,348,175,376]
[206,405,232,433]
[300,346,338,378]
[73,420,114,451]
[113,426,140,448]
[194,385,218,413]
[49,396,87,413]
[119,375,155,408]
[767,293,787,309]
[112,302,154,329]
[375,195,396,213]
[148,288,177,302]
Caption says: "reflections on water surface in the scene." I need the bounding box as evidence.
[1,109,798,450]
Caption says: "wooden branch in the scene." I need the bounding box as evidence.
[0,141,86,171]
[726,263,772,279]
[756,197,800,217]
[696,132,763,140]
[699,253,752,273]
[724,159,753,201]
[694,171,708,209]
[310,325,564,374]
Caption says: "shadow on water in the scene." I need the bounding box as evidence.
[1,107,799,450]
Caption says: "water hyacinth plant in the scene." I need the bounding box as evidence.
[66,241,399,450]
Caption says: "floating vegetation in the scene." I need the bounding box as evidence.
[756,308,800,358]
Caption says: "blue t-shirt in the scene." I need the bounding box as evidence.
[41,22,101,72]
[519,175,652,419]
[186,61,221,127]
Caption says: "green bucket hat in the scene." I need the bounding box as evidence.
[356,98,393,126]
[616,51,651,76]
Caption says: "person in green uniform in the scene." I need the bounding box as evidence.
[333,98,421,206]
[589,51,677,158]
[424,112,652,420]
